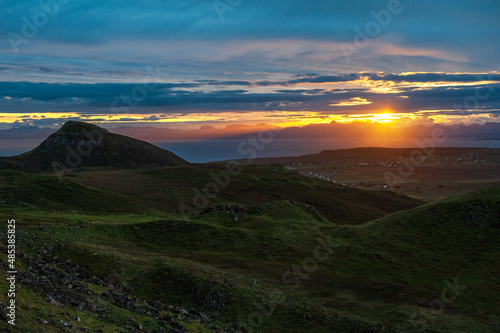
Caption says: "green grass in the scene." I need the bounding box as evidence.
[0,170,144,213]
[0,167,498,332]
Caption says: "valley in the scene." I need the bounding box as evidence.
[0,122,499,332]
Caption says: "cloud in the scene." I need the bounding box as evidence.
[0,0,499,127]
[261,73,500,86]
[365,73,500,83]
[0,79,499,117]
[0,0,499,81]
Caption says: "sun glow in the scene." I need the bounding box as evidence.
[0,109,482,132]
[327,110,406,124]
[366,111,400,124]
[272,110,410,127]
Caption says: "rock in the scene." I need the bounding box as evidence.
[47,295,63,308]
[11,245,240,333]
[151,300,163,309]
[200,313,210,324]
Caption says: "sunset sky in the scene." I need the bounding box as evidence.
[0,0,499,131]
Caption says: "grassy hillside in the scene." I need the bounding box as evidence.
[0,170,143,213]
[0,165,499,331]
[66,164,422,225]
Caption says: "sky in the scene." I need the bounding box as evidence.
[0,0,499,131]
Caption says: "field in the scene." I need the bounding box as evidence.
[240,147,500,202]
[0,157,499,332]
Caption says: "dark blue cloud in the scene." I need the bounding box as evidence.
[1,80,499,115]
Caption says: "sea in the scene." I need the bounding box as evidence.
[2,138,500,163]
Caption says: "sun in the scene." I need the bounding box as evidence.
[368,110,400,124]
